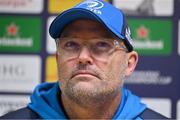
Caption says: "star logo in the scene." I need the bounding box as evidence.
[136,25,149,39]
[6,23,19,36]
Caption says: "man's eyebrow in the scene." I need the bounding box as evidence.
[103,32,116,38]
[61,31,115,39]
[60,31,70,37]
[62,33,114,38]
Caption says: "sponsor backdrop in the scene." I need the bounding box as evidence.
[0,0,179,118]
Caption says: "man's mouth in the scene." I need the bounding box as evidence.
[71,70,100,79]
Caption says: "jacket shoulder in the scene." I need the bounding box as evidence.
[0,107,39,119]
[141,108,169,119]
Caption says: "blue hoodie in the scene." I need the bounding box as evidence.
[28,82,146,119]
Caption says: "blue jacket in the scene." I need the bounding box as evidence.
[1,82,168,119]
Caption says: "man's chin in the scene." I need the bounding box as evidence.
[66,79,100,95]
[74,81,96,89]
[65,82,118,106]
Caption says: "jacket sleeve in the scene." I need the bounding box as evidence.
[140,108,169,119]
[0,107,40,119]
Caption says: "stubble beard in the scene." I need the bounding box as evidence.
[65,78,120,106]
[58,61,127,107]
[60,72,125,107]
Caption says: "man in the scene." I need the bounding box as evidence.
[1,0,167,119]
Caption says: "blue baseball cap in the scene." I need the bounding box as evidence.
[49,0,133,52]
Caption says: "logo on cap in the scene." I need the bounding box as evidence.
[125,27,133,46]
[86,0,104,9]
[78,0,104,14]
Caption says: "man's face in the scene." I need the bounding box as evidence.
[56,19,134,104]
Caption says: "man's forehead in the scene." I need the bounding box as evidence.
[66,19,104,29]
[60,19,116,38]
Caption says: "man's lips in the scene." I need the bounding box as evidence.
[71,70,99,79]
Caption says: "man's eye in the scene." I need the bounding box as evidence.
[95,41,112,51]
[64,41,79,50]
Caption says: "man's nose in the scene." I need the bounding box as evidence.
[77,47,93,65]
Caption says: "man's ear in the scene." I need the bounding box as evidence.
[56,51,58,61]
[55,51,59,65]
[125,51,138,76]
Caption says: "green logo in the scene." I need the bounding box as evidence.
[128,19,172,55]
[0,17,41,53]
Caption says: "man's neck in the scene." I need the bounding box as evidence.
[60,93,121,119]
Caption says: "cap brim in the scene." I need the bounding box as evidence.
[49,8,125,39]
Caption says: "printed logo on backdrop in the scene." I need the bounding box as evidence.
[0,95,29,116]
[0,17,41,53]
[0,0,43,13]
[125,70,172,85]
[128,19,172,55]
[76,0,104,14]
[113,0,174,16]
[0,55,41,92]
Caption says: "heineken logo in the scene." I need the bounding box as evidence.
[128,19,172,55]
[0,22,33,47]
[134,25,163,49]
[0,17,41,53]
